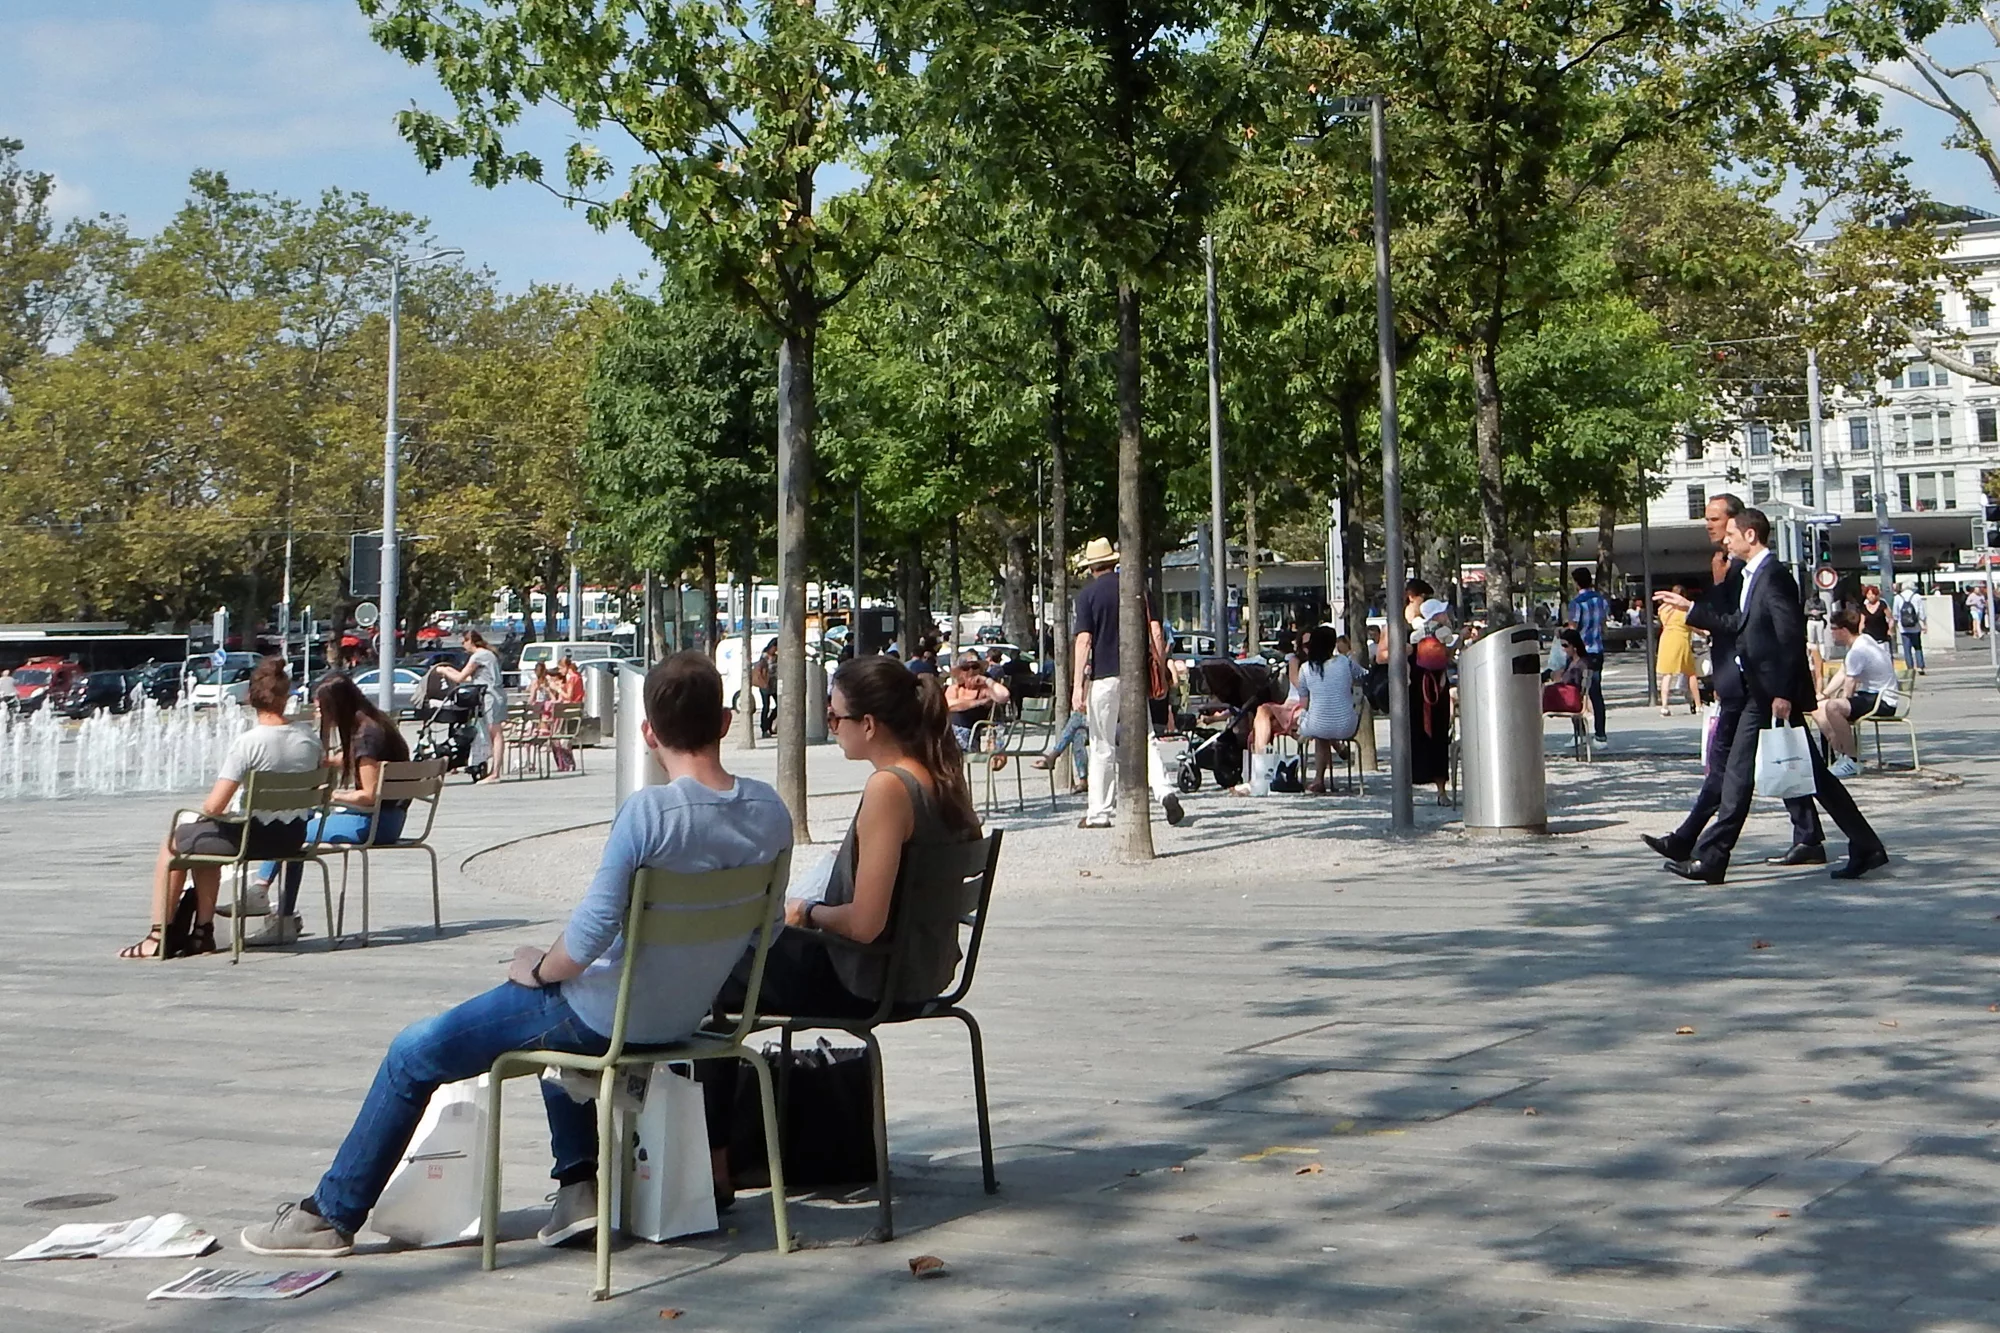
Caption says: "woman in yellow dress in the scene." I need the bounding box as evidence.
[1655,581,1701,715]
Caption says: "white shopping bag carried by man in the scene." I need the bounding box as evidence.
[623,1064,717,1243]
[1753,720,1817,800]
[368,1075,489,1247]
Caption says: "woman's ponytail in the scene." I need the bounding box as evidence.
[832,656,981,836]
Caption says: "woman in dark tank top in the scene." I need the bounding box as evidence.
[712,653,981,1020]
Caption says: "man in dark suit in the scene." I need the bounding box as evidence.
[1640,494,1822,865]
[1662,509,1888,884]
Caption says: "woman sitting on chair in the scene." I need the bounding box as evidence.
[120,659,321,959]
[238,673,412,948]
[1293,625,1361,794]
[701,655,982,1190]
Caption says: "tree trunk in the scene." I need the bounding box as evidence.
[1472,339,1515,625]
[1049,308,1073,713]
[895,547,915,655]
[1558,505,1571,587]
[775,318,812,842]
[948,514,961,656]
[1000,526,1033,647]
[1243,481,1261,656]
[700,538,718,654]
[1113,280,1154,861]
[1595,501,1618,592]
[1338,389,1369,649]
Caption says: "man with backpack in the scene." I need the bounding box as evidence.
[1892,579,1927,674]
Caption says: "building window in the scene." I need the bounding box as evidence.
[1752,479,1772,505]
[1981,407,1998,444]
[1938,409,1954,451]
[1892,413,1909,452]
[1916,472,1939,511]
[1849,417,1871,452]
[1747,423,1771,457]
[1685,430,1703,462]
[1853,475,1873,511]
[1976,297,1992,328]
[1944,471,1959,509]
[1914,413,1935,454]
[1937,365,1951,386]
[1899,473,1913,510]
[1908,362,1931,388]
[1976,347,1994,368]
[1890,366,1906,389]
[1800,477,1815,508]
[1685,484,1706,520]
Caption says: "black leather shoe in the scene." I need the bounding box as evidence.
[1665,858,1726,885]
[1642,833,1692,861]
[1830,846,1890,880]
[1766,842,1828,867]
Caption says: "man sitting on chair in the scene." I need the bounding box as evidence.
[239,652,792,1258]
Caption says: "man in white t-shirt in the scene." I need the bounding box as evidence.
[1814,609,1900,777]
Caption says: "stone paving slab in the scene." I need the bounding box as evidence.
[0,654,1996,1330]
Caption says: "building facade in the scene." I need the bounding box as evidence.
[1645,216,2000,576]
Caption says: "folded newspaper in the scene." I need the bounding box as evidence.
[6,1214,218,1262]
[147,1267,339,1301]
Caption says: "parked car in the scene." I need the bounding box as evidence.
[129,661,183,708]
[349,666,426,714]
[53,669,135,719]
[184,652,262,707]
[10,658,82,714]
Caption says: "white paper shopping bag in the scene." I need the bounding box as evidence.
[622,1064,718,1243]
[368,1075,489,1247]
[1753,720,1816,800]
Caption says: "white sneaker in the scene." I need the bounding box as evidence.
[242,914,302,948]
[1830,754,1862,779]
[217,882,271,918]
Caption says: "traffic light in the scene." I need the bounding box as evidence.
[1813,527,1834,567]
[1987,497,2000,549]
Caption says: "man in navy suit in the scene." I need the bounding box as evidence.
[1662,509,1887,884]
[1641,494,1822,867]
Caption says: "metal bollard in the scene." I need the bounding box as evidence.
[806,654,829,743]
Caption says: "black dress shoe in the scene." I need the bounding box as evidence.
[1642,833,1692,861]
[1665,858,1726,885]
[1830,846,1890,880]
[1766,842,1828,867]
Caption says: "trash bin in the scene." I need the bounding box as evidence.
[580,660,616,747]
[1457,624,1547,833]
[806,652,829,743]
[613,662,665,811]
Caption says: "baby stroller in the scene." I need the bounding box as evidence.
[1175,657,1283,792]
[413,676,489,781]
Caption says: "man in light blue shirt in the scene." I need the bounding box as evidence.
[1565,566,1612,744]
[242,652,792,1258]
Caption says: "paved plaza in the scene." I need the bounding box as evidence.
[4,655,1998,1331]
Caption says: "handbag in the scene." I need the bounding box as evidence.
[727,1039,877,1190]
[1541,682,1582,714]
[369,1075,490,1247]
[1269,757,1304,793]
[1753,718,1817,799]
[1363,662,1391,713]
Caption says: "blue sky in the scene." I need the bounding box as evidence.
[3,0,1999,295]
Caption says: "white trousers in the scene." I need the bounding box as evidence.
[1085,676,1171,822]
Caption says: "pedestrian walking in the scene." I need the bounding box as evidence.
[1859,584,1891,643]
[1657,508,1887,884]
[1070,537,1183,830]
[1565,567,1611,745]
[1892,580,1927,673]
[1655,581,1701,715]
[1968,582,1989,639]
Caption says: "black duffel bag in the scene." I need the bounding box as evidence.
[726,1038,877,1190]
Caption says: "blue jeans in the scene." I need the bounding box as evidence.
[1045,709,1088,778]
[1900,630,1925,670]
[311,981,608,1235]
[259,807,407,916]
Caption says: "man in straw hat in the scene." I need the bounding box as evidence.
[1071,537,1185,829]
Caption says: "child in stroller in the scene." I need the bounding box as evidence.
[412,670,489,781]
[1174,657,1285,792]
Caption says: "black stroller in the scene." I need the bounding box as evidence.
[1175,657,1283,792]
[413,675,489,781]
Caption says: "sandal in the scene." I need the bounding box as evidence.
[188,922,218,956]
[990,753,1009,771]
[118,927,165,960]
[1031,755,1054,770]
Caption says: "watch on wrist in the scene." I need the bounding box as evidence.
[530,954,547,986]
[804,902,819,929]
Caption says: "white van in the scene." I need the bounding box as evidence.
[518,640,621,674]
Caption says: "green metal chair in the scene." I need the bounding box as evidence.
[162,766,337,963]
[479,851,793,1301]
[1857,666,1920,771]
[752,831,1004,1242]
[325,757,448,948]
[969,698,1055,816]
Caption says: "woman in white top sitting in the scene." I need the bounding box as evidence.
[1292,625,1361,793]
[120,659,323,959]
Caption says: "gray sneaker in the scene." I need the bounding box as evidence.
[217,881,272,918]
[240,1201,352,1257]
[242,914,302,948]
[537,1180,599,1247]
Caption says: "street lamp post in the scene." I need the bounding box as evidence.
[354,244,461,714]
[1369,94,1414,832]
[1204,234,1228,643]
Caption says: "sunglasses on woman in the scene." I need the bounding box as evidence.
[826,707,863,729]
